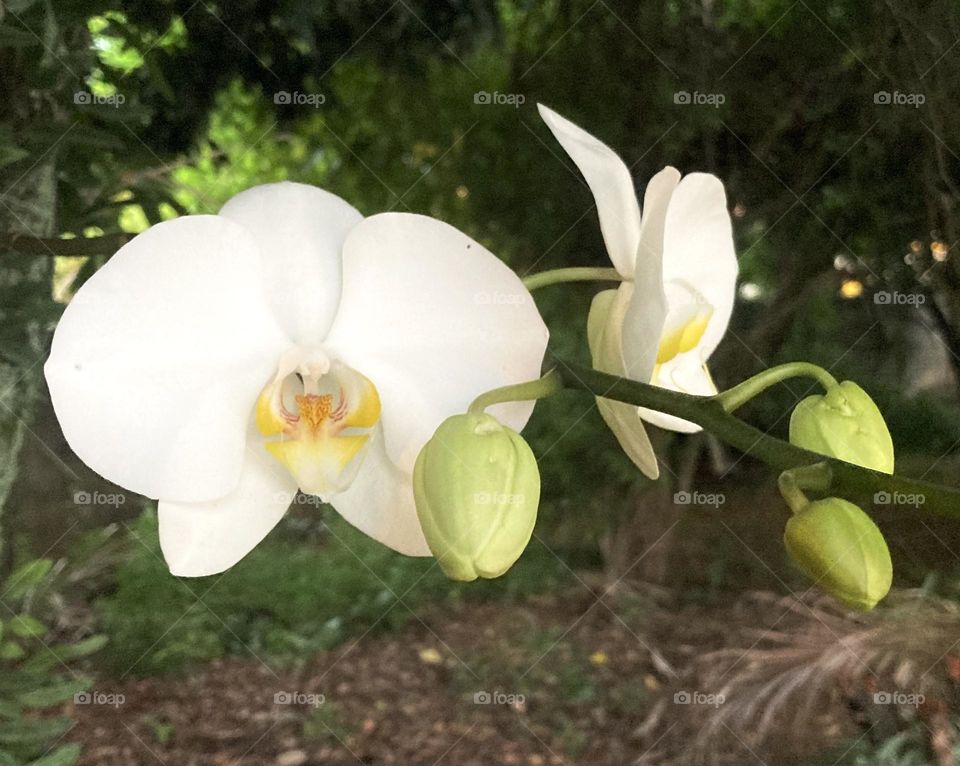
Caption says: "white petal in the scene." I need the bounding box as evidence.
[219,182,363,345]
[639,353,717,433]
[537,104,641,277]
[325,213,549,473]
[662,173,738,358]
[159,438,298,577]
[635,166,680,283]
[598,398,660,479]
[620,167,676,382]
[45,216,289,503]
[327,426,430,556]
[587,289,659,479]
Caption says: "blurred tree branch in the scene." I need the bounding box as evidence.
[0,233,129,256]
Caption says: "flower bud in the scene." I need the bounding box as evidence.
[784,497,892,610]
[413,413,540,581]
[789,381,894,473]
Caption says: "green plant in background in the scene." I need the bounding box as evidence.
[96,510,571,676]
[805,727,960,766]
[0,558,107,766]
[302,701,354,745]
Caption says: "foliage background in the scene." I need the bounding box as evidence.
[2,1,960,764]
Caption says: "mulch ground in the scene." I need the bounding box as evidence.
[66,584,942,766]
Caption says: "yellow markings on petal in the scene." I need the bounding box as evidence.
[255,380,288,436]
[656,303,713,364]
[343,377,381,428]
[254,357,382,497]
[265,434,369,496]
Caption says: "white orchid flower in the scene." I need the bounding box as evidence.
[538,104,737,478]
[45,182,549,576]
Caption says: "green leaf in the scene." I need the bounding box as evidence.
[9,615,45,639]
[21,636,107,674]
[0,642,25,661]
[28,744,81,766]
[51,635,107,661]
[4,560,53,600]
[20,678,89,708]
[0,701,21,720]
[0,716,71,746]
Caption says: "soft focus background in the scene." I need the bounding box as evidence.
[3,1,960,764]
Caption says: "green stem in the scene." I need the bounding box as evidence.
[521,267,621,292]
[716,362,839,413]
[468,368,564,415]
[778,463,834,514]
[552,359,960,520]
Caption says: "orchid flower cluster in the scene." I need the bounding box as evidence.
[46,106,899,610]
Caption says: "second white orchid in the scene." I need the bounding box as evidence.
[538,104,738,478]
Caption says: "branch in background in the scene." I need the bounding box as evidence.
[0,232,129,257]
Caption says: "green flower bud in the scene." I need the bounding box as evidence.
[413,413,540,582]
[784,497,892,611]
[790,381,894,474]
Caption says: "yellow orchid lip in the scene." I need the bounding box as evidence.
[655,280,714,366]
[255,356,381,497]
[656,303,712,364]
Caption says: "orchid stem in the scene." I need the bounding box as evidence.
[521,267,622,292]
[715,362,838,413]
[552,359,960,521]
[468,368,564,415]
[778,463,834,514]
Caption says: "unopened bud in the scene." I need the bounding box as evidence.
[784,497,892,610]
[413,413,540,581]
[790,381,894,473]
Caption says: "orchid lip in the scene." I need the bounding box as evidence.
[255,348,381,498]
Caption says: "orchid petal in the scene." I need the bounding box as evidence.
[587,289,659,479]
[537,104,641,277]
[219,182,363,345]
[662,173,738,359]
[45,216,289,503]
[325,213,549,473]
[159,438,297,577]
[639,353,717,433]
[619,166,677,373]
[327,426,431,556]
[598,398,661,478]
